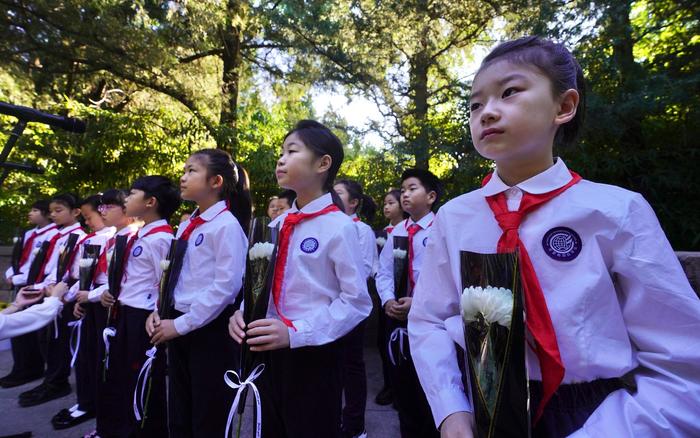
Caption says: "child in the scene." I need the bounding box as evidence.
[408,36,700,437]
[334,179,378,438]
[276,189,295,215]
[0,200,56,389]
[146,149,250,438]
[89,177,180,438]
[18,193,85,407]
[373,188,406,406]
[51,194,115,430]
[229,120,372,437]
[376,169,442,438]
[81,189,140,438]
[267,195,280,220]
[382,188,405,234]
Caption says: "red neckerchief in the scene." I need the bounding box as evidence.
[19,224,57,267]
[482,170,582,423]
[405,217,433,293]
[36,223,82,283]
[120,224,174,285]
[271,204,340,329]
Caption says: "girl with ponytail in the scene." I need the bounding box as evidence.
[333,179,378,437]
[228,120,372,437]
[147,148,249,437]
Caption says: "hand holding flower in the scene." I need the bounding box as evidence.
[245,318,290,351]
[100,290,115,308]
[229,310,247,344]
[151,319,179,345]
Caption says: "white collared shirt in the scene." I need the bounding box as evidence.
[33,223,85,289]
[89,224,140,302]
[172,200,248,335]
[266,193,372,348]
[90,221,170,310]
[376,212,435,306]
[5,223,58,286]
[65,226,116,301]
[408,158,700,436]
[350,213,378,279]
[0,297,63,341]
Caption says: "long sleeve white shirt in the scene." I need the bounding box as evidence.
[5,223,58,286]
[267,193,373,348]
[350,214,378,279]
[88,224,140,302]
[32,223,85,290]
[172,200,248,336]
[0,297,63,340]
[376,212,435,306]
[66,226,116,301]
[90,221,170,311]
[408,158,700,436]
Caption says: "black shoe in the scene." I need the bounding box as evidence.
[18,382,47,400]
[0,372,44,388]
[18,383,71,407]
[51,408,73,424]
[374,386,393,405]
[52,410,95,430]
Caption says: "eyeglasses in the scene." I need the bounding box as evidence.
[97,204,119,214]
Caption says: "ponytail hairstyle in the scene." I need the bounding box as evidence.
[335,179,377,221]
[190,148,252,236]
[50,192,81,210]
[131,175,182,222]
[284,120,345,210]
[478,36,586,146]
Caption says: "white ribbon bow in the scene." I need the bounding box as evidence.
[133,346,157,421]
[102,326,117,370]
[67,319,83,368]
[224,363,265,438]
[53,316,60,339]
[388,327,408,366]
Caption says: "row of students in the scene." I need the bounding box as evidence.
[2,200,57,389]
[4,34,700,437]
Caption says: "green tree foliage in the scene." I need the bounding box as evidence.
[0,0,697,250]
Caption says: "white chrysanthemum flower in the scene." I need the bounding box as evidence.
[249,242,274,261]
[160,260,171,271]
[32,248,40,256]
[461,286,513,328]
[376,237,387,247]
[13,236,20,244]
[78,258,94,268]
[393,248,407,259]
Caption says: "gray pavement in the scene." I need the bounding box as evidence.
[0,342,400,437]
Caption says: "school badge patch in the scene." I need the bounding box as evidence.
[542,227,581,261]
[132,246,143,257]
[195,233,204,247]
[300,237,319,254]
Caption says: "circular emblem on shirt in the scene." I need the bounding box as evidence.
[34,241,41,248]
[84,239,91,245]
[422,236,428,247]
[542,227,581,261]
[300,237,319,254]
[132,246,143,257]
[195,233,204,247]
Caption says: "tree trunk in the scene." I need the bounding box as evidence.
[409,50,431,170]
[218,0,244,155]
